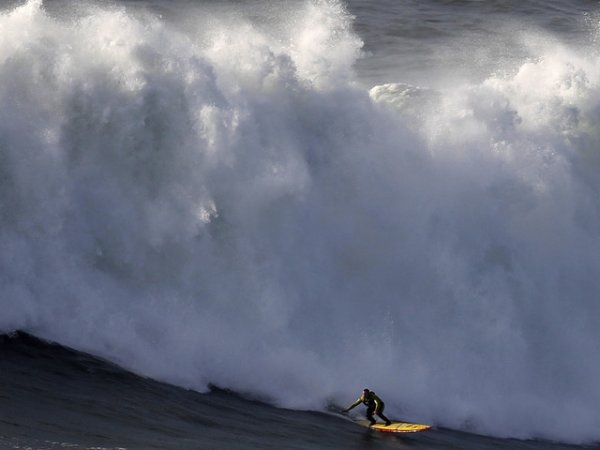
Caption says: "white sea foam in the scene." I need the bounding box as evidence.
[1,0,600,443]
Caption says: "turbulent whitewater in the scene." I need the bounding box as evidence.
[1,0,600,445]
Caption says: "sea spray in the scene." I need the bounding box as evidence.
[1,0,600,444]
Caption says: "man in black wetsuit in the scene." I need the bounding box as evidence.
[343,388,392,426]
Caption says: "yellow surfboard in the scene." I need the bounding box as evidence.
[356,420,431,433]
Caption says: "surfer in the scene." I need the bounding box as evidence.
[343,388,392,426]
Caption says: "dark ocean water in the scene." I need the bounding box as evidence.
[2,0,600,448]
[348,0,598,86]
[0,332,596,449]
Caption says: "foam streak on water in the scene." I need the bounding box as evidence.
[1,0,600,444]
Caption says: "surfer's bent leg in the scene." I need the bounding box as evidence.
[376,402,392,426]
[366,405,376,425]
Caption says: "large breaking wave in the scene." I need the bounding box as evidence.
[1,0,600,444]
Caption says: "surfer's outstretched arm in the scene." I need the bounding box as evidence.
[342,398,362,413]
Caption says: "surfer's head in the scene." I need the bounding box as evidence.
[362,388,370,396]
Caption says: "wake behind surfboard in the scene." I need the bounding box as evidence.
[356,419,431,433]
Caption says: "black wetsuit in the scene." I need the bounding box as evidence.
[346,391,391,425]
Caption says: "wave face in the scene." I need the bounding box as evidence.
[1,332,588,450]
[0,332,366,450]
[1,0,600,444]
